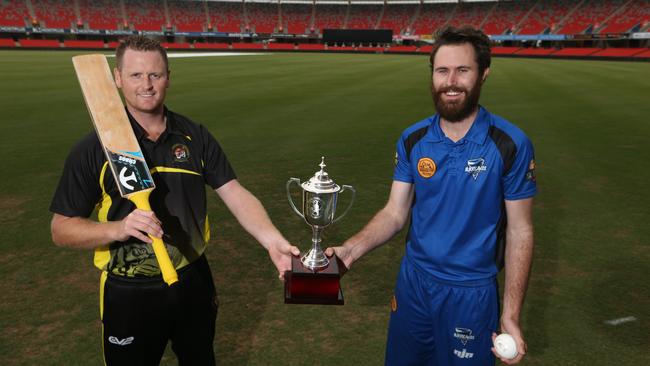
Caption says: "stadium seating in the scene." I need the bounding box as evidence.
[78,0,120,30]
[346,5,382,30]
[19,39,61,48]
[0,38,16,47]
[0,0,28,27]
[168,0,205,32]
[378,4,415,34]
[123,0,165,31]
[313,4,347,32]
[207,1,243,33]
[599,0,650,33]
[246,3,279,33]
[482,0,534,35]
[63,40,105,48]
[32,0,77,29]
[410,4,454,35]
[447,2,492,30]
[558,0,622,34]
[518,0,573,34]
[280,4,312,34]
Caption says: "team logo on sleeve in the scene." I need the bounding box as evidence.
[465,158,487,180]
[171,144,190,162]
[417,157,436,178]
[526,159,536,182]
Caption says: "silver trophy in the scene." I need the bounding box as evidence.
[287,157,356,270]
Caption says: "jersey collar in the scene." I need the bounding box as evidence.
[428,105,490,145]
[126,106,184,143]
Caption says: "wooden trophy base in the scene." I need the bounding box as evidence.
[284,255,344,305]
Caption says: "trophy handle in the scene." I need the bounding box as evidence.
[332,184,355,224]
[286,178,304,219]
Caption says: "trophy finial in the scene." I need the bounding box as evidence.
[319,156,326,173]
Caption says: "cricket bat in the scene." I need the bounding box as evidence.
[72,54,178,286]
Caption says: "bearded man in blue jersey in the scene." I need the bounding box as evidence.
[326,26,536,366]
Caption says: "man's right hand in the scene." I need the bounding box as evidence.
[324,245,354,273]
[114,209,163,243]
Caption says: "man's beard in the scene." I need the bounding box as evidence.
[432,80,482,123]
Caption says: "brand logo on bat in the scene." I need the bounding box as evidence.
[119,167,137,190]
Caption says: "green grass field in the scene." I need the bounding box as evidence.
[0,50,648,365]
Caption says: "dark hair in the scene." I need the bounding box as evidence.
[429,26,491,76]
[115,35,168,71]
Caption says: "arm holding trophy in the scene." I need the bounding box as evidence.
[216,179,300,280]
[324,180,414,270]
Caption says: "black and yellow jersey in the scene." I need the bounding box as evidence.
[50,107,236,277]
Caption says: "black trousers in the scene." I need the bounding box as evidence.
[101,255,218,366]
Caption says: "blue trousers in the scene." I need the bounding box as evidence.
[385,257,498,366]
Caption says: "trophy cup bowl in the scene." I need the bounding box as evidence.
[285,157,355,305]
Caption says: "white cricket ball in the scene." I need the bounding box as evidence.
[494,333,518,360]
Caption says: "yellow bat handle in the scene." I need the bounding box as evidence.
[128,190,179,286]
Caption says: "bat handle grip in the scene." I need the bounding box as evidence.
[128,191,179,286]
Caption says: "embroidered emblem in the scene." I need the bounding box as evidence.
[417,157,436,178]
[171,144,190,162]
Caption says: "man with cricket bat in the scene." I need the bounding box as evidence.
[50,35,299,365]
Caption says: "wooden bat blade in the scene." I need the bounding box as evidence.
[72,54,155,198]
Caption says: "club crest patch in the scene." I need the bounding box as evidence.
[465,158,487,180]
[172,144,190,162]
[417,157,436,178]
[526,159,536,182]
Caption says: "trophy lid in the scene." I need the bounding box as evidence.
[301,157,340,194]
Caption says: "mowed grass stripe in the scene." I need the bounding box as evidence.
[0,50,648,365]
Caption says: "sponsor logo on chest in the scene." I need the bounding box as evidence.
[465,158,487,180]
